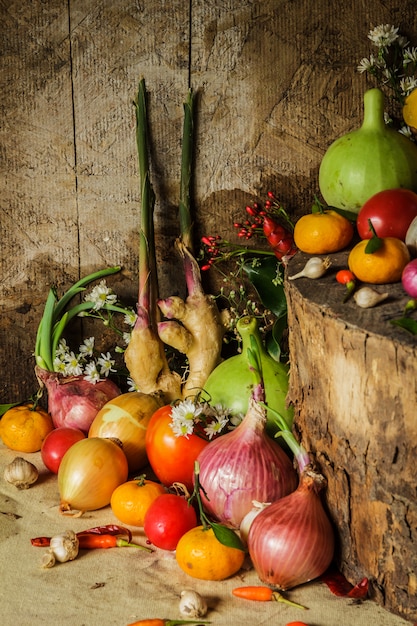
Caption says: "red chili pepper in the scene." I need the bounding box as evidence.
[336,269,357,302]
[126,620,210,626]
[232,586,307,609]
[320,566,368,599]
[336,269,356,285]
[77,534,152,551]
[31,524,135,548]
[263,216,297,260]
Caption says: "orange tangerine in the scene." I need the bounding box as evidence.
[348,237,410,284]
[110,477,166,526]
[0,404,54,453]
[175,525,245,581]
[403,88,417,130]
[294,210,354,254]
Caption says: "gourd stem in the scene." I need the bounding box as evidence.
[361,88,386,132]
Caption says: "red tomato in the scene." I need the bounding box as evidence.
[357,188,417,241]
[145,405,208,490]
[144,493,198,550]
[41,427,85,473]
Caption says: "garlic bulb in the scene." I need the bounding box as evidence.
[406,216,417,257]
[288,256,331,280]
[4,457,38,489]
[49,530,79,563]
[353,287,389,308]
[240,500,271,546]
[179,589,208,618]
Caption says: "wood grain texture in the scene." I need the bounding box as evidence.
[1,3,417,615]
[285,256,417,621]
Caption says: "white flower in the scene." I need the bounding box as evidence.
[79,337,94,357]
[53,356,67,374]
[124,310,137,327]
[127,377,138,392]
[368,24,399,48]
[170,400,204,438]
[84,361,101,383]
[85,280,118,310]
[204,415,229,440]
[123,331,132,345]
[97,352,116,376]
[400,76,417,96]
[404,47,417,64]
[55,338,69,359]
[399,125,414,138]
[64,351,83,376]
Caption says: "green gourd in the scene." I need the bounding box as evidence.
[201,315,293,438]
[319,88,417,213]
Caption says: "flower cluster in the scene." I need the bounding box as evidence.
[357,24,417,118]
[170,399,242,440]
[53,280,137,384]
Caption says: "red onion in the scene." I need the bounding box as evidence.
[402,259,417,297]
[247,469,335,589]
[35,366,121,433]
[196,386,298,529]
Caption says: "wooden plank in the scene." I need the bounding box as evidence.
[69,0,190,298]
[0,1,76,400]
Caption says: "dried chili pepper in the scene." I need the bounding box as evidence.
[320,566,368,599]
[31,524,136,548]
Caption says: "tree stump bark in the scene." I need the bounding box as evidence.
[285,251,417,622]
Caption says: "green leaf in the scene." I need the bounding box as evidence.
[210,522,246,551]
[0,402,21,417]
[365,236,383,253]
[328,206,358,223]
[265,315,287,361]
[243,257,287,318]
[390,317,417,334]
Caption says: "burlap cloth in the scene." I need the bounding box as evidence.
[0,445,411,626]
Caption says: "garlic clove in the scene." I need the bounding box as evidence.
[353,287,389,308]
[179,589,208,618]
[41,550,56,569]
[49,530,79,563]
[4,456,39,489]
[288,256,331,280]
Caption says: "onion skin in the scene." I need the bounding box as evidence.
[196,394,298,529]
[35,366,121,433]
[247,469,334,590]
[88,391,164,472]
[58,437,128,512]
[402,259,417,297]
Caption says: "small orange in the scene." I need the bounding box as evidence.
[0,403,54,452]
[403,88,417,130]
[175,525,245,581]
[294,210,354,254]
[110,477,166,526]
[348,237,410,284]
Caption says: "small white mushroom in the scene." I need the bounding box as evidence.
[179,589,208,618]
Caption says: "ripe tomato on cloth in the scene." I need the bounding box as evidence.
[144,493,197,550]
[145,405,208,490]
[41,427,85,473]
[357,188,417,241]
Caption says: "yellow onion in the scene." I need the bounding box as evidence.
[58,437,128,513]
[247,469,334,590]
[88,391,163,472]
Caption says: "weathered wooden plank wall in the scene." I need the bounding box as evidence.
[1,0,416,402]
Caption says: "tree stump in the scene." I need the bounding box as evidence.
[285,251,417,622]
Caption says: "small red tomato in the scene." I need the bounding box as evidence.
[357,188,417,241]
[285,622,309,626]
[336,269,356,285]
[144,493,198,551]
[41,427,85,473]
